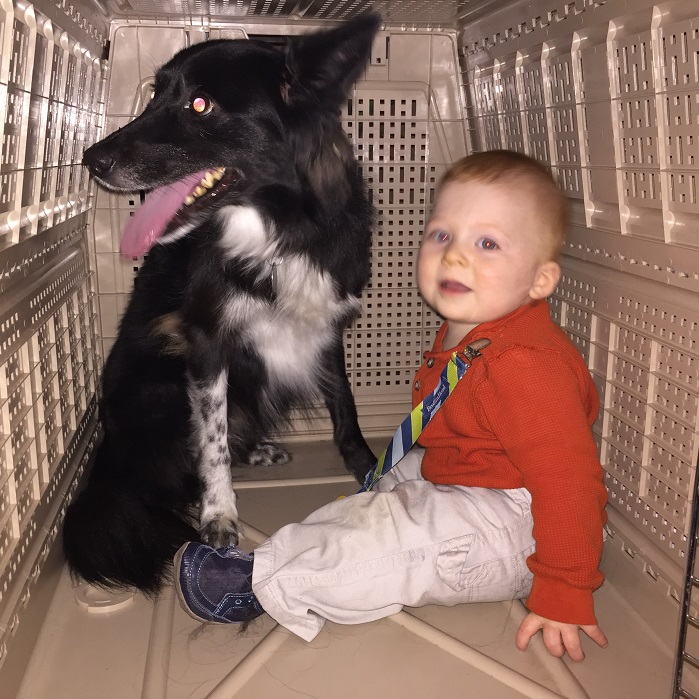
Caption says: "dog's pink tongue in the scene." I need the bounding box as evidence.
[120,171,210,258]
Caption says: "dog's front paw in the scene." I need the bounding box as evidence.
[245,442,291,467]
[199,515,240,548]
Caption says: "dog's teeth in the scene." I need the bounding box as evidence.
[202,173,216,189]
[213,167,225,179]
[194,185,207,197]
[184,194,195,205]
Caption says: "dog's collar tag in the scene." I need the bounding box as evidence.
[269,257,284,293]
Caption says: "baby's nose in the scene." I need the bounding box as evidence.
[443,246,468,266]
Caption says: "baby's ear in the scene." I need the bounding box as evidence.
[529,261,561,300]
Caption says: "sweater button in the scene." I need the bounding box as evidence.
[414,380,420,390]
[426,358,435,368]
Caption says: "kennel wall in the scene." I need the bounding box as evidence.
[0,0,698,690]
[0,0,106,673]
[459,0,699,654]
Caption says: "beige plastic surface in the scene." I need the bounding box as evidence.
[13,442,682,699]
[0,0,697,695]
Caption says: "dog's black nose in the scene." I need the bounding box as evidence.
[83,146,116,178]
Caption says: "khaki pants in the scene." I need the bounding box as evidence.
[252,448,535,642]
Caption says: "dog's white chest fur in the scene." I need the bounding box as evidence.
[217,205,359,387]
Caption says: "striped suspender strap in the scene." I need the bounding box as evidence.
[359,337,491,493]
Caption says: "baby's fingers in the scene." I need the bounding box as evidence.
[559,627,585,662]
[542,626,568,659]
[582,624,609,650]
[562,625,608,663]
[515,614,542,652]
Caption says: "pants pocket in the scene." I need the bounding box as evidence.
[436,534,535,603]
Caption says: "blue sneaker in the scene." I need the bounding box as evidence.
[174,542,265,623]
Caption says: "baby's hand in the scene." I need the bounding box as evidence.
[515,612,608,662]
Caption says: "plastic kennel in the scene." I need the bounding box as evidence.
[0,0,698,697]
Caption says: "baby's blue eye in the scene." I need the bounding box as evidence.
[429,229,450,243]
[478,238,498,251]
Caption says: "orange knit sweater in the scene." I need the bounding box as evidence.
[414,300,607,625]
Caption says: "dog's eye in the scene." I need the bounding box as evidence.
[189,95,213,115]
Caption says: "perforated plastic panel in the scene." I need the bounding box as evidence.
[109,0,462,23]
[462,0,699,615]
[0,0,104,668]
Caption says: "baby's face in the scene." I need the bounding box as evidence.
[417,179,556,339]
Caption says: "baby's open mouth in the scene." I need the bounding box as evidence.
[439,280,470,292]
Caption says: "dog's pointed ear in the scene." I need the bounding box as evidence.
[282,13,381,109]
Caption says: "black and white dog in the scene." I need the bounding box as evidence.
[63,15,380,594]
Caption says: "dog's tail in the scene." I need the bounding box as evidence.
[62,442,198,596]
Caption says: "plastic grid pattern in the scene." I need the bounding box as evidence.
[472,63,500,151]
[0,0,103,670]
[493,54,525,154]
[464,0,699,250]
[572,23,621,232]
[609,11,664,239]
[95,24,466,426]
[115,0,462,23]
[555,268,699,568]
[463,0,699,590]
[543,41,583,197]
[653,1,699,247]
[0,0,102,243]
[0,242,100,669]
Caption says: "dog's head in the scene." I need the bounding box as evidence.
[83,14,380,257]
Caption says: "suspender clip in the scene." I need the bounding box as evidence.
[463,337,491,362]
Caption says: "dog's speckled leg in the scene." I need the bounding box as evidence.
[188,370,240,547]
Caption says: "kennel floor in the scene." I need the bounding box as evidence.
[15,439,675,699]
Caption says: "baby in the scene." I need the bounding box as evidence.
[174,150,609,662]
